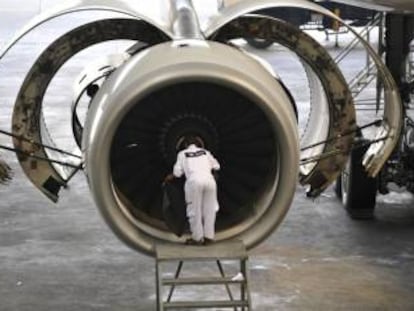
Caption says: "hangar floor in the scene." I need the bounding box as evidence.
[0,10,414,311]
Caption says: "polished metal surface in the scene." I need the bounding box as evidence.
[170,0,204,39]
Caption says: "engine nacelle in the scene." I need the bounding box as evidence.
[82,40,299,255]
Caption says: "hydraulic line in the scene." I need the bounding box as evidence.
[300,120,382,152]
[300,136,389,165]
[0,145,81,169]
[0,128,81,159]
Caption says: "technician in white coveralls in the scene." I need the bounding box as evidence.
[167,136,220,245]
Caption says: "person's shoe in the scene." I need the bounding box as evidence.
[185,238,204,246]
[203,238,214,246]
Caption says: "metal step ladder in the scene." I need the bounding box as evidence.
[334,13,383,65]
[155,240,252,310]
[334,13,385,102]
[349,62,378,98]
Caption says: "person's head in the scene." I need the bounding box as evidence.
[183,135,202,148]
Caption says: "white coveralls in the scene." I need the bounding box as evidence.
[173,144,220,241]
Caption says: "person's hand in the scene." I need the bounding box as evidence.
[212,170,219,181]
[164,173,174,184]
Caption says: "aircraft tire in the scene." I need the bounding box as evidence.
[340,139,377,220]
[334,175,342,199]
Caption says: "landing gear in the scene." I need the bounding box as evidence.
[335,139,378,220]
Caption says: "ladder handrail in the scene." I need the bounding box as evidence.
[350,64,377,98]
[335,13,382,64]
[349,62,377,90]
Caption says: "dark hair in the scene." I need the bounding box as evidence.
[183,135,202,148]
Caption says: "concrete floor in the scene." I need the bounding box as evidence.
[0,8,414,311]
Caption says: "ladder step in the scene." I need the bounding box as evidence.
[163,276,244,286]
[164,300,248,309]
[156,241,247,261]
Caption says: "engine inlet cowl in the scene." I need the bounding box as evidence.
[82,40,299,256]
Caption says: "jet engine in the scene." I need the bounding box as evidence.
[82,40,299,254]
[0,0,403,256]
